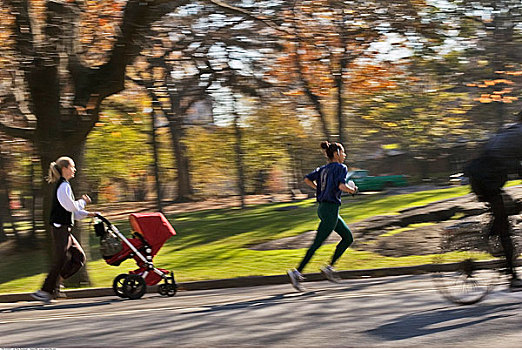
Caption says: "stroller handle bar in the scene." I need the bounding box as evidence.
[96,213,112,226]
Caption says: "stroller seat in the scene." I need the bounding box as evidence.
[105,237,146,266]
[104,212,176,266]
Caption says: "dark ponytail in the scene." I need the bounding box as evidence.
[320,141,343,159]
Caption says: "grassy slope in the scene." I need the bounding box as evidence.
[2,183,515,294]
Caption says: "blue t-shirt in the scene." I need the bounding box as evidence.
[305,162,348,205]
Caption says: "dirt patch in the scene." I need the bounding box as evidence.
[249,186,522,257]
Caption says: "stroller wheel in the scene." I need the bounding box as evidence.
[158,283,177,297]
[158,284,167,296]
[167,285,177,297]
[122,275,147,299]
[112,274,128,298]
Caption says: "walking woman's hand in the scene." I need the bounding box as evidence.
[82,194,92,204]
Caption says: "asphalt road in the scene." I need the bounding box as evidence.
[1,274,521,348]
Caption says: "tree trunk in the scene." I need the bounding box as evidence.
[142,85,194,203]
[335,71,344,145]
[0,190,7,242]
[68,142,91,287]
[30,155,38,241]
[3,0,187,284]
[170,127,194,202]
[151,103,164,212]
[335,17,348,145]
[232,98,246,209]
[335,57,346,145]
[0,216,5,242]
[0,154,22,243]
[167,98,194,202]
[295,44,330,141]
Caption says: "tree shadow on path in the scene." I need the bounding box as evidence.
[367,301,519,341]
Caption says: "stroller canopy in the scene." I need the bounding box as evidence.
[129,212,176,247]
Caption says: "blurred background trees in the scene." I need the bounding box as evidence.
[0,0,521,284]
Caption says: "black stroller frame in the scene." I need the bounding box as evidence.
[95,214,177,299]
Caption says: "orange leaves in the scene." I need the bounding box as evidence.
[492,79,514,85]
[493,88,513,95]
[78,0,125,65]
[265,0,423,108]
[469,73,519,104]
[502,96,518,103]
[344,62,402,93]
[474,79,513,88]
[474,94,518,104]
[0,7,15,50]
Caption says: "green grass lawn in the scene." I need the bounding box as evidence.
[1,183,518,294]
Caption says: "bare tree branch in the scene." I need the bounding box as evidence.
[72,0,191,108]
[0,120,35,140]
[205,0,292,34]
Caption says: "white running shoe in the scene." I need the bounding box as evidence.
[321,265,341,283]
[287,269,305,291]
[30,290,52,304]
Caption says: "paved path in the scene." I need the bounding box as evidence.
[1,274,521,348]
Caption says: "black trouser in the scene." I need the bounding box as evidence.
[470,177,517,279]
[41,225,86,295]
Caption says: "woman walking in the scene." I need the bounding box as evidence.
[287,141,357,291]
[31,156,97,303]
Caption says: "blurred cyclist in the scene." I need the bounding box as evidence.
[464,110,522,291]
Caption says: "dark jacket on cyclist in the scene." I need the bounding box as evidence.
[464,122,522,200]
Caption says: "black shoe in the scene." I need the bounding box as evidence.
[54,284,67,299]
[509,278,522,292]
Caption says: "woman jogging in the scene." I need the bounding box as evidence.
[31,156,97,303]
[287,141,357,291]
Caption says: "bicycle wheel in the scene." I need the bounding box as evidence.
[432,221,501,305]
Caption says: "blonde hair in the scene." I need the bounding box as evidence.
[46,156,73,183]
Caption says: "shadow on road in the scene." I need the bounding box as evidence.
[0,298,125,314]
[366,302,519,340]
[176,276,411,315]
[181,290,319,314]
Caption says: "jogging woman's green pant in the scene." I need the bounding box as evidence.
[297,201,353,272]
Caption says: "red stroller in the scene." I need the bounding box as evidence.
[94,213,177,299]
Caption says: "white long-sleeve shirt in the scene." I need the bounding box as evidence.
[53,181,89,227]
